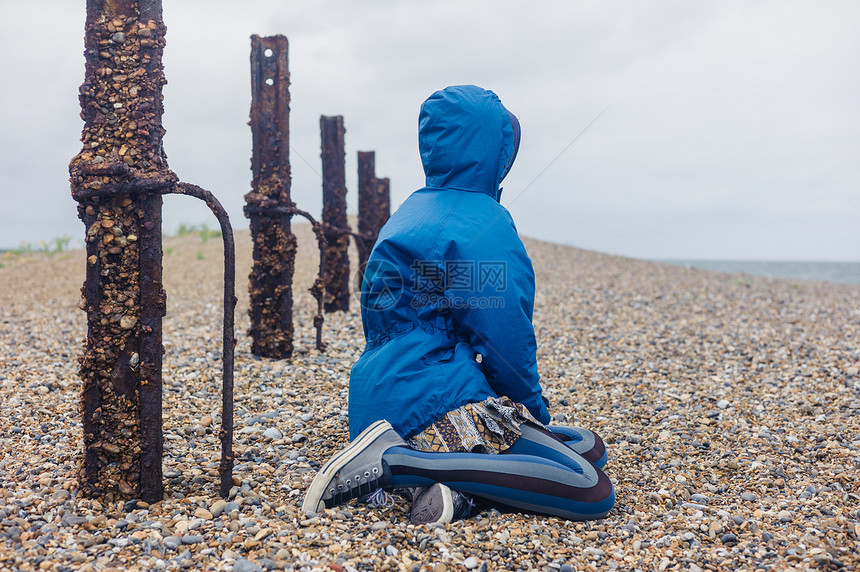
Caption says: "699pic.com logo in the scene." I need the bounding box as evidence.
[353,259,404,311]
[409,259,507,310]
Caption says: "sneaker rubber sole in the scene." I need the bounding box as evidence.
[411,482,454,525]
[301,419,393,515]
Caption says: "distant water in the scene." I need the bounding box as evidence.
[661,260,860,285]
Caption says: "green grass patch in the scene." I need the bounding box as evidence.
[3,236,73,257]
[173,222,222,243]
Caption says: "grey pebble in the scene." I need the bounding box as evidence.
[622,519,637,532]
[163,535,182,550]
[732,515,745,525]
[181,534,203,544]
[224,501,240,514]
[262,427,282,440]
[741,492,757,502]
[176,550,192,562]
[257,558,276,571]
[232,559,264,572]
[584,547,605,559]
[762,531,775,543]
[720,533,738,545]
[681,502,708,510]
[464,556,479,569]
[690,493,708,504]
[716,399,730,409]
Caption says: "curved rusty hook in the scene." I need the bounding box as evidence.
[163,182,236,498]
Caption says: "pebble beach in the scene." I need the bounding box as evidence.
[1,224,859,572]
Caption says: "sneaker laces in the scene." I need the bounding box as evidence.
[452,492,478,520]
[361,487,395,509]
[329,465,383,507]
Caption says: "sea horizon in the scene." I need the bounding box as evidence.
[660,259,860,285]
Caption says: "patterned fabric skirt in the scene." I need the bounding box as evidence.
[407,396,543,454]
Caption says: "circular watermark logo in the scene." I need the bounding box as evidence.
[353,258,404,311]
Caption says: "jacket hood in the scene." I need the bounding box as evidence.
[419,85,519,200]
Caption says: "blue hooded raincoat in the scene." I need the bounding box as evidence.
[348,85,551,440]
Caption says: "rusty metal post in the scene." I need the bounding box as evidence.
[374,176,391,230]
[356,151,376,286]
[320,116,350,313]
[356,151,391,287]
[244,35,295,359]
[70,0,236,502]
[70,0,170,503]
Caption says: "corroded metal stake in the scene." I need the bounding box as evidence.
[245,35,295,359]
[320,116,350,313]
[373,176,391,231]
[245,35,328,353]
[70,0,235,502]
[356,151,391,287]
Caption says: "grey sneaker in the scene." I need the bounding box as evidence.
[410,483,476,525]
[302,420,406,515]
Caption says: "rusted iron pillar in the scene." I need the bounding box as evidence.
[374,176,391,229]
[320,116,350,313]
[356,151,391,286]
[70,0,235,502]
[69,0,170,503]
[244,35,295,359]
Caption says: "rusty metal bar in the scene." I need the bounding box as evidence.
[244,34,295,359]
[292,207,328,352]
[320,115,350,313]
[165,184,236,497]
[70,0,235,502]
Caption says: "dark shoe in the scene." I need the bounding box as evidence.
[410,483,476,525]
[302,420,406,515]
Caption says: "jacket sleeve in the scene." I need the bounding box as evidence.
[444,206,551,424]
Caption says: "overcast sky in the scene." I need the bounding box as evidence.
[1,0,858,260]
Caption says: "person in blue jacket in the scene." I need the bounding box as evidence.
[303,85,614,524]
